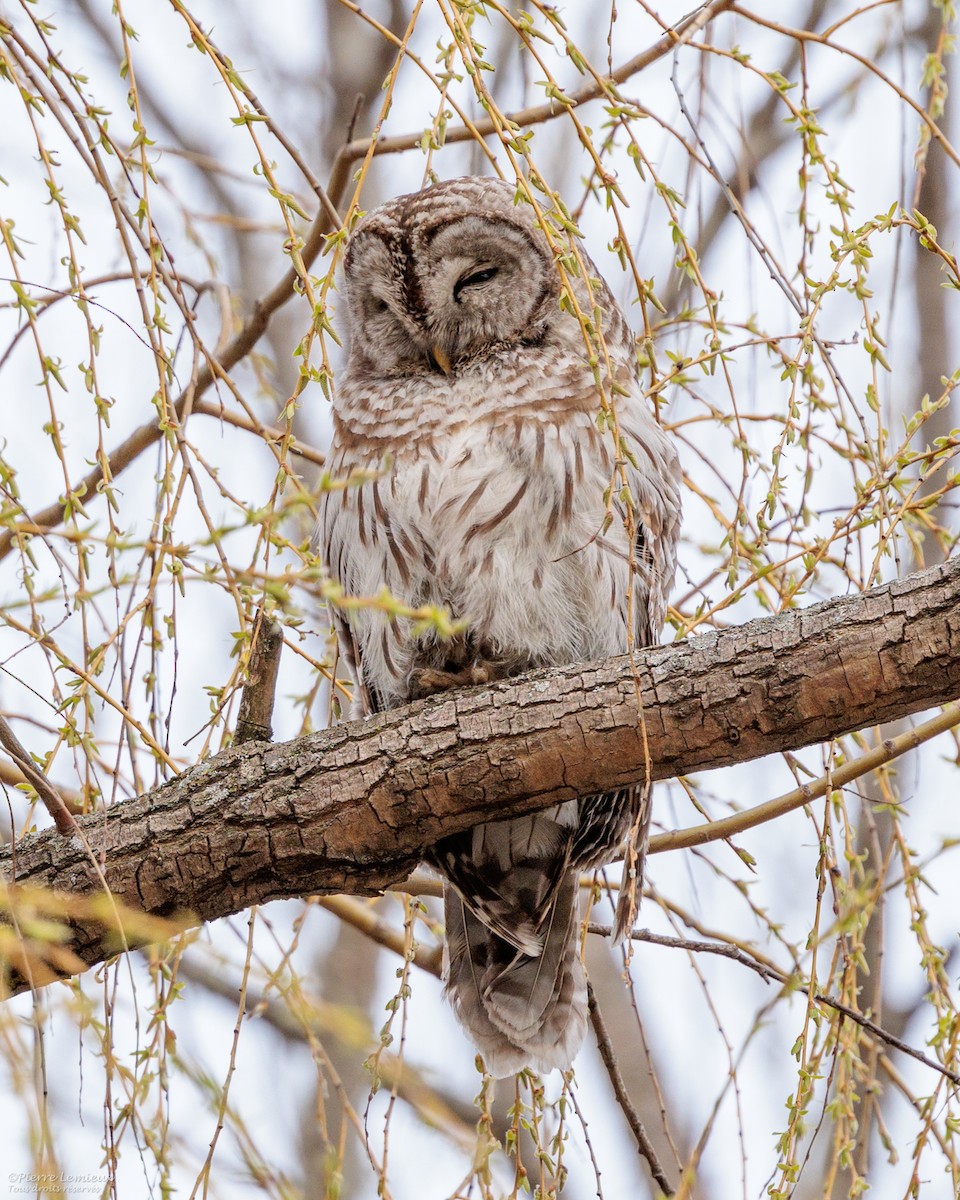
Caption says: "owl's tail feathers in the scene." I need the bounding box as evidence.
[443,874,587,1079]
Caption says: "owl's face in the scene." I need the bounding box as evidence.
[341,178,558,377]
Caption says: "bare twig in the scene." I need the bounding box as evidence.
[316,895,442,978]
[193,398,327,466]
[589,926,960,1088]
[587,982,675,1195]
[0,760,81,816]
[324,0,738,207]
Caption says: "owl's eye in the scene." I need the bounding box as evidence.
[453,266,499,303]
[370,296,390,314]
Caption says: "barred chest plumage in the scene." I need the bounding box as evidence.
[321,359,673,713]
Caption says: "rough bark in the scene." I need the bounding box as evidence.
[2,556,958,992]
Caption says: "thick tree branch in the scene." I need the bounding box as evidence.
[1,556,958,994]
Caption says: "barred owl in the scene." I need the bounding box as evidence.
[319,176,681,1077]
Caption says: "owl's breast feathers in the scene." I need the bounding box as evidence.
[320,355,680,711]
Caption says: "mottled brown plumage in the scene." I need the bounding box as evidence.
[318,177,681,1076]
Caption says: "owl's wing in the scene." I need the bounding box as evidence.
[611,398,682,938]
[331,607,381,718]
[623,406,683,647]
[319,455,386,719]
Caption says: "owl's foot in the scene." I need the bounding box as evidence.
[409,663,491,700]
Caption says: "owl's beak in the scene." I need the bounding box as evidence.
[429,345,453,375]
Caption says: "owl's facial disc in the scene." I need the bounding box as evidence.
[419,217,554,367]
[343,231,435,376]
[342,203,556,377]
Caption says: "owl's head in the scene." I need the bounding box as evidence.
[341,177,560,376]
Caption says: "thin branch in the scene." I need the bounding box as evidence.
[587,981,674,1196]
[590,926,960,1087]
[316,895,442,977]
[327,0,737,190]
[192,398,326,467]
[648,702,960,855]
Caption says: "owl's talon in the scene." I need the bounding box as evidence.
[409,667,456,699]
[409,662,493,699]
